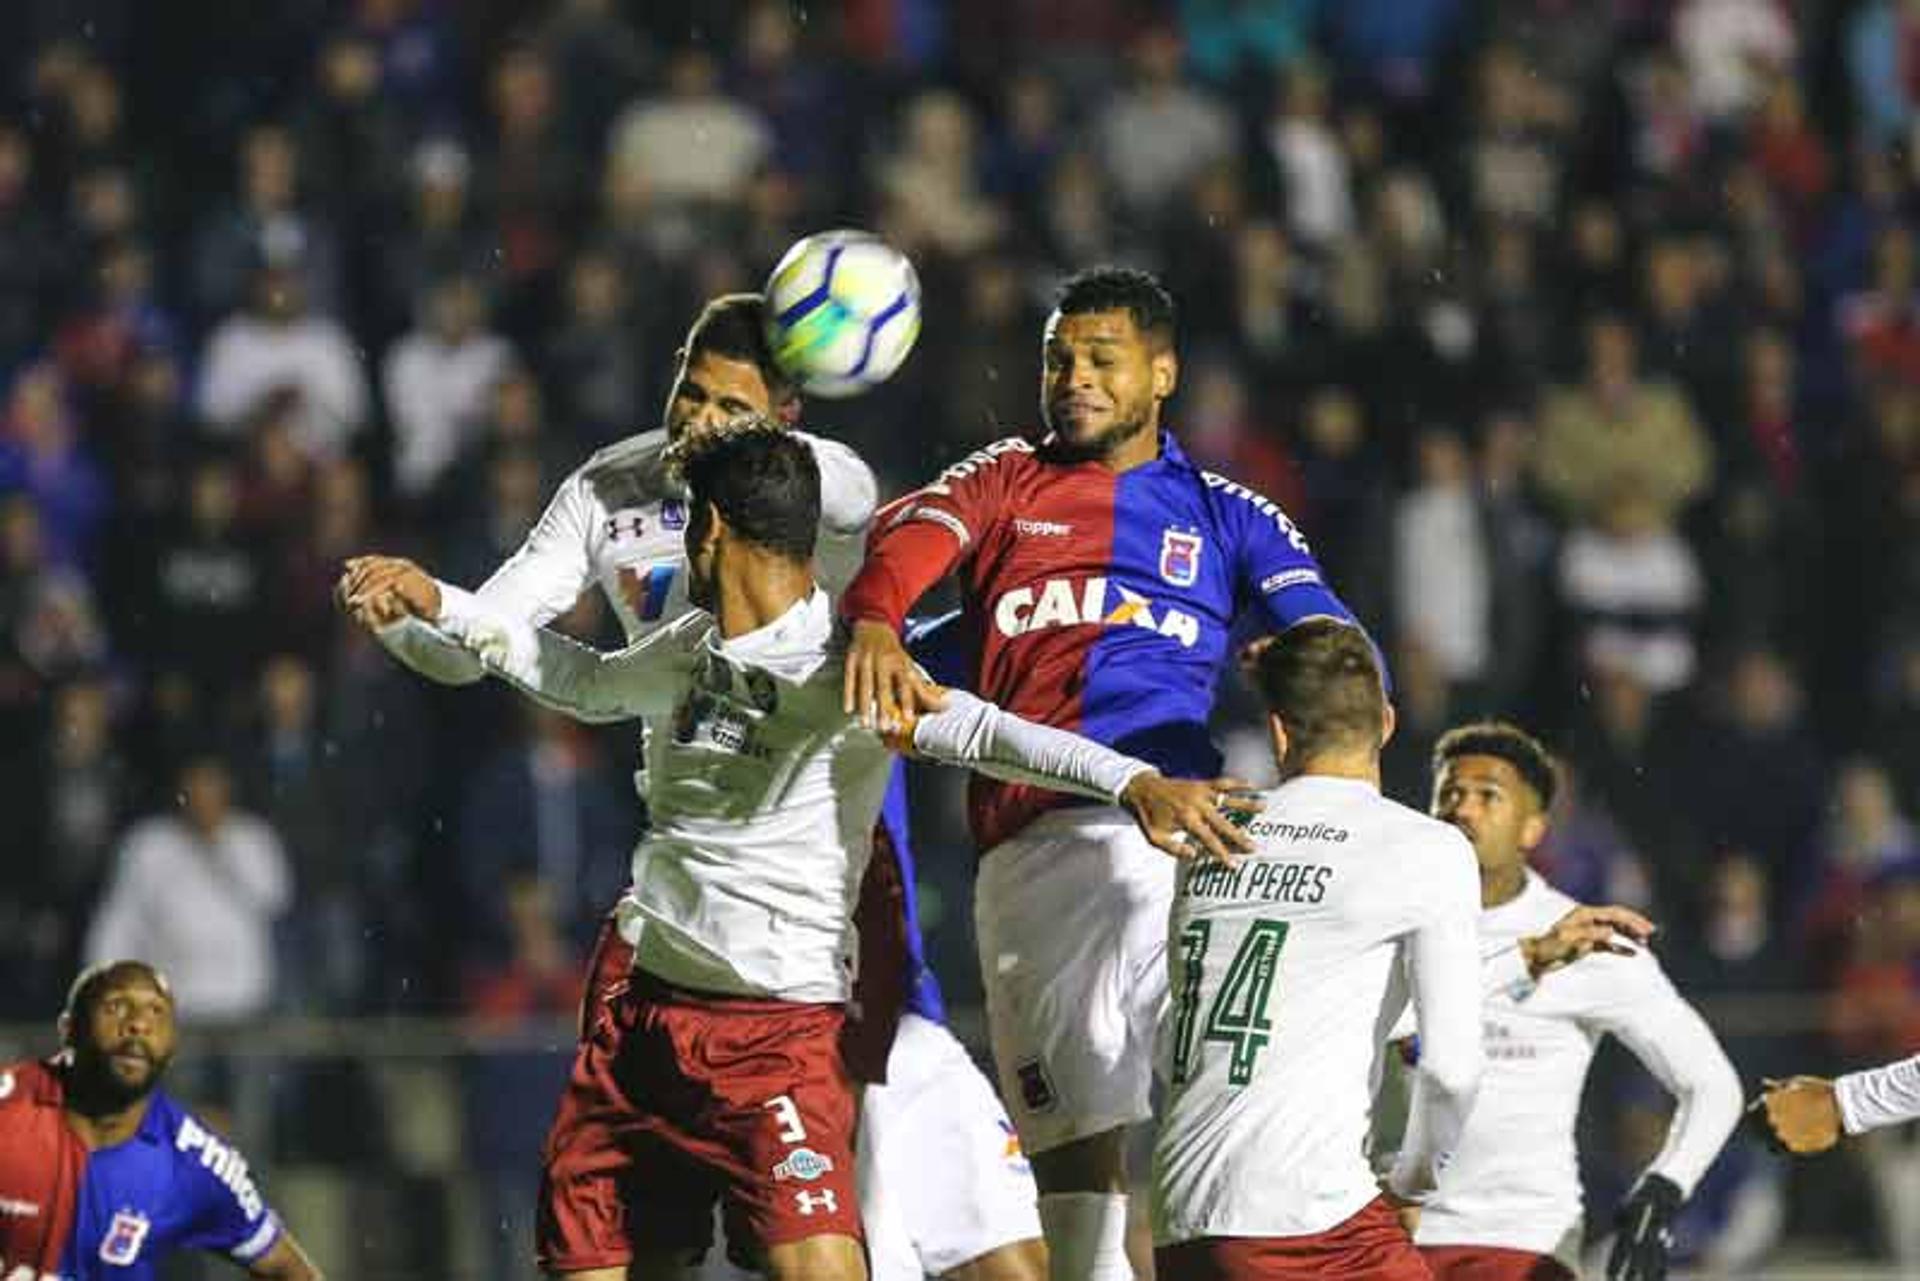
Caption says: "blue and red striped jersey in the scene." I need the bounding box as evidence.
[0,1060,284,1280]
[844,431,1363,852]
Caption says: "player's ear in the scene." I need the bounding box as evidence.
[1379,701,1397,749]
[1518,810,1549,855]
[1266,711,1289,766]
[1151,347,1178,400]
[56,1010,73,1048]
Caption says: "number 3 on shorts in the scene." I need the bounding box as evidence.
[764,1094,809,1143]
[1169,919,1291,1086]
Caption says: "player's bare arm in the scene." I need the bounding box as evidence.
[1757,1077,1843,1154]
[1520,904,1657,979]
[337,555,441,628]
[844,617,943,730]
[1119,774,1258,865]
[246,1233,324,1280]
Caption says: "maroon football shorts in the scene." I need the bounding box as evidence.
[1420,1244,1577,1280]
[536,961,861,1273]
[1154,1197,1433,1280]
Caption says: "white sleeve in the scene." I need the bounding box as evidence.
[373,469,603,686]
[1576,953,1743,1195]
[195,328,250,427]
[799,431,879,537]
[910,688,1154,803]
[1837,1054,1920,1135]
[435,582,688,722]
[85,831,153,967]
[1388,837,1486,1202]
[798,431,879,597]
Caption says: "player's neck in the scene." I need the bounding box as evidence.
[712,551,815,638]
[1280,752,1379,788]
[1481,862,1527,908]
[1101,422,1163,473]
[63,1089,154,1150]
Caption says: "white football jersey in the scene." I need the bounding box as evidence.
[1414,871,1742,1267]
[434,585,1151,1002]
[1840,1053,1920,1136]
[1151,775,1484,1246]
[377,427,877,679]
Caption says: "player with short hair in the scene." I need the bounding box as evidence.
[1414,721,1743,1281]
[838,266,1374,1279]
[347,424,1251,1281]
[1759,1059,1920,1153]
[0,960,323,1280]
[344,292,1051,1281]
[1150,618,1485,1279]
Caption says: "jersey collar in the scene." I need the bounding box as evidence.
[1033,428,1195,471]
[710,587,831,665]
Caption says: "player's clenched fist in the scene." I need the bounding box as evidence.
[1118,774,1258,865]
[1756,1076,1844,1154]
[336,554,441,629]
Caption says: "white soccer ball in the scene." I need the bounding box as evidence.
[763,230,922,398]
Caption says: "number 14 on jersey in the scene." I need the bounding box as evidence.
[1169,919,1290,1086]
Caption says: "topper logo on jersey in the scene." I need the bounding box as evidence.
[99,1209,151,1265]
[993,577,1200,648]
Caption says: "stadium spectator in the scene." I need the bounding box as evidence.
[197,264,369,460]
[85,754,292,1025]
[383,273,515,502]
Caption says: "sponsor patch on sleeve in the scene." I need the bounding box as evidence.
[1260,568,1323,595]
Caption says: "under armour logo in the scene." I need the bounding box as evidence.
[794,1189,838,1216]
[606,512,646,541]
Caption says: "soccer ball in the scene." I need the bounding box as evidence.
[763,230,922,398]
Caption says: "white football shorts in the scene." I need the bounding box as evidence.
[974,807,1175,1154]
[860,1012,1043,1279]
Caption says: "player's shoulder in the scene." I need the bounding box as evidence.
[922,434,1041,488]
[0,1058,63,1110]
[1192,464,1314,553]
[1369,800,1479,893]
[576,428,674,503]
[159,1093,272,1210]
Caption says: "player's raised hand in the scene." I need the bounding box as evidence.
[1755,1076,1843,1154]
[1119,773,1259,866]
[1520,904,1657,979]
[844,618,941,730]
[337,555,441,629]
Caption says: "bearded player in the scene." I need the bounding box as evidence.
[838,266,1376,1279]
[0,961,322,1280]
[343,293,1048,1281]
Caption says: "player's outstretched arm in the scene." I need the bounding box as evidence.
[1478,904,1659,999]
[906,687,1255,862]
[342,555,687,721]
[1763,1053,1920,1151]
[246,1232,323,1280]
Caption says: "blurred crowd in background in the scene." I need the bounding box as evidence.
[0,0,1918,1272]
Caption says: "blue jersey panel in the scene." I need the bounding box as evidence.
[63,1092,279,1280]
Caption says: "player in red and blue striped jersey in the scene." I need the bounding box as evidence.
[840,266,1375,1281]
[0,962,320,1281]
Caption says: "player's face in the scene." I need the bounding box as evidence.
[73,978,177,1103]
[1432,755,1546,877]
[665,351,774,440]
[1041,309,1175,459]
